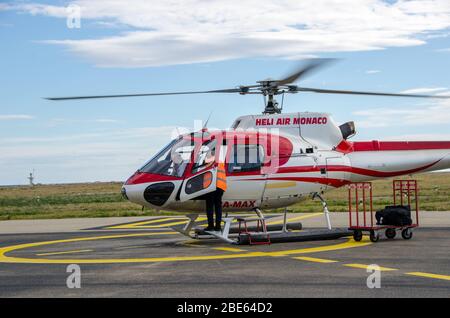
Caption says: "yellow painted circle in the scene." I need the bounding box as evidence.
[0,232,371,264]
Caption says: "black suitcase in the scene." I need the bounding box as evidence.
[375,205,412,226]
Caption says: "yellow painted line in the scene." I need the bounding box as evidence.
[406,272,450,281]
[107,217,187,229]
[138,218,208,228]
[267,212,323,225]
[293,256,338,263]
[178,240,205,248]
[344,263,398,271]
[213,247,247,252]
[36,249,93,256]
[264,237,372,257]
[0,232,370,264]
[110,214,271,229]
[265,181,296,189]
[180,239,201,245]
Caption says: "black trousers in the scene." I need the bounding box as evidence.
[205,189,224,227]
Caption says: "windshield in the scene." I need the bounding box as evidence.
[140,138,195,177]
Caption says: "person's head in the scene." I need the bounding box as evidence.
[205,149,216,164]
[172,151,183,165]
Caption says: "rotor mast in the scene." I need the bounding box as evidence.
[259,80,283,114]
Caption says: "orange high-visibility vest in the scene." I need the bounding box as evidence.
[216,163,227,191]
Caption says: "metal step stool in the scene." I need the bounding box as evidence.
[237,216,271,245]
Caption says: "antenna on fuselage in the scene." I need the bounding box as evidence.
[203,111,213,130]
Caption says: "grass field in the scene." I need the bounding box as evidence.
[1,172,450,220]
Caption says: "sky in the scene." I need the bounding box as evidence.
[1,0,450,185]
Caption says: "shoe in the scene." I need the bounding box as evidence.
[214,225,222,232]
[204,226,214,232]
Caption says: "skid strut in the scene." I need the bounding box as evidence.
[171,213,200,236]
[203,217,236,244]
[313,193,332,230]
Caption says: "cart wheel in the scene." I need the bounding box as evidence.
[385,228,396,239]
[401,228,413,240]
[369,230,379,242]
[353,230,363,242]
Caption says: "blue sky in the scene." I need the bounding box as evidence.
[1,0,450,185]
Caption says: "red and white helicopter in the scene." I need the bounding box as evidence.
[48,59,450,242]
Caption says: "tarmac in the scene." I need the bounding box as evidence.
[0,212,449,297]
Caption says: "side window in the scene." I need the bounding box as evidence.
[228,144,264,173]
[192,139,217,174]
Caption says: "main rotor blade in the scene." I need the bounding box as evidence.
[45,88,246,101]
[295,87,450,99]
[276,58,336,86]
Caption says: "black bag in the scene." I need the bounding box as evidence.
[375,205,412,226]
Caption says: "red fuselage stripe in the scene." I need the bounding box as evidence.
[246,176,350,188]
[337,140,450,153]
[277,160,440,178]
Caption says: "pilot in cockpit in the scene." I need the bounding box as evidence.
[171,151,188,177]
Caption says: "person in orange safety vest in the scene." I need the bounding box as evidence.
[204,147,227,232]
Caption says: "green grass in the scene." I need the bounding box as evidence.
[1,172,450,220]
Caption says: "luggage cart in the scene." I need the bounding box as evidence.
[348,180,419,243]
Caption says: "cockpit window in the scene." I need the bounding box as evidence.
[140,138,195,177]
[228,144,264,173]
[192,139,217,174]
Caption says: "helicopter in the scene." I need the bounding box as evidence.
[47,59,450,241]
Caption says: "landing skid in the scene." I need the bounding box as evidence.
[203,217,235,244]
[172,208,297,245]
[171,214,243,244]
[170,199,347,245]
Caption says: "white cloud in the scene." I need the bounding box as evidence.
[0,114,34,120]
[365,70,381,74]
[93,118,119,123]
[384,133,450,141]
[44,117,121,126]
[400,87,449,94]
[353,98,450,128]
[0,126,178,184]
[9,0,450,67]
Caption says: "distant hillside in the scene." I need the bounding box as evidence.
[1,172,450,220]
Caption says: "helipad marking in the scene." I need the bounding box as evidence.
[293,256,338,263]
[137,218,208,229]
[406,272,450,281]
[267,213,322,225]
[109,214,278,230]
[213,247,247,252]
[108,217,185,229]
[179,240,206,248]
[0,233,371,264]
[344,263,398,271]
[107,217,204,229]
[267,237,371,257]
[36,249,93,256]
